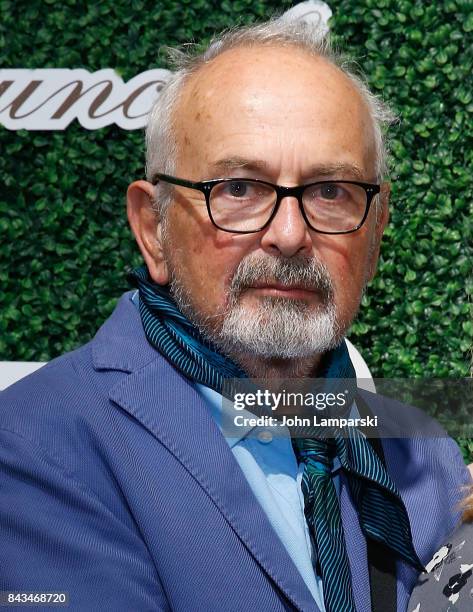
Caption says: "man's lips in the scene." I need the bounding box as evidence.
[245,283,319,299]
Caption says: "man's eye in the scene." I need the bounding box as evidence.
[226,181,250,197]
[319,183,343,200]
[304,183,350,202]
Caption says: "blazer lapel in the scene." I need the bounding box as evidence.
[94,293,320,612]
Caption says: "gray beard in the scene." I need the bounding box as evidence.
[217,295,340,359]
[168,252,346,361]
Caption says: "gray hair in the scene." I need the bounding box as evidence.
[146,18,397,215]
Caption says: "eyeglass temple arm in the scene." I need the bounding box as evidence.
[151,173,202,189]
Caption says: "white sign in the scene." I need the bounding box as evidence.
[0,2,331,131]
[0,68,171,131]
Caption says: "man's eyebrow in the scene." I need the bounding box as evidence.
[209,157,269,174]
[302,163,366,181]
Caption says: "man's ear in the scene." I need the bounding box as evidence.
[127,180,169,285]
[366,182,390,282]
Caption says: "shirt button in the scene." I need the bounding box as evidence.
[258,430,273,444]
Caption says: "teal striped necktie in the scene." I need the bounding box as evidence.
[296,437,356,611]
[129,265,423,612]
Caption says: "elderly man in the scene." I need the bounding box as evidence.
[0,19,469,612]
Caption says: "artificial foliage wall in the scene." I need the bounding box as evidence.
[0,3,471,386]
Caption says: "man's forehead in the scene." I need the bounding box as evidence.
[174,44,376,179]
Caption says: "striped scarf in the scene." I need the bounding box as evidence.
[129,264,422,612]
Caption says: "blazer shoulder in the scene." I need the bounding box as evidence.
[0,341,114,445]
[0,290,151,432]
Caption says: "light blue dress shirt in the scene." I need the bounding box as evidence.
[195,383,332,611]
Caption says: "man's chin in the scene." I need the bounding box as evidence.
[213,300,342,360]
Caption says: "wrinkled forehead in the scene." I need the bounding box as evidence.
[174,44,376,179]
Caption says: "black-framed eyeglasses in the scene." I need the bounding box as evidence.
[151,172,380,235]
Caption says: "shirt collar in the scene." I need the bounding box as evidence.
[195,382,344,476]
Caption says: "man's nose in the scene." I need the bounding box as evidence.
[259,196,313,258]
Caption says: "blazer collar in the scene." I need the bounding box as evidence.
[92,291,159,373]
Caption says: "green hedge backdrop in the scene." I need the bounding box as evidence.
[1,1,472,456]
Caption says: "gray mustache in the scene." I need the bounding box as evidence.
[229,255,334,301]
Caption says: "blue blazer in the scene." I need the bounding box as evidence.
[0,292,469,611]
